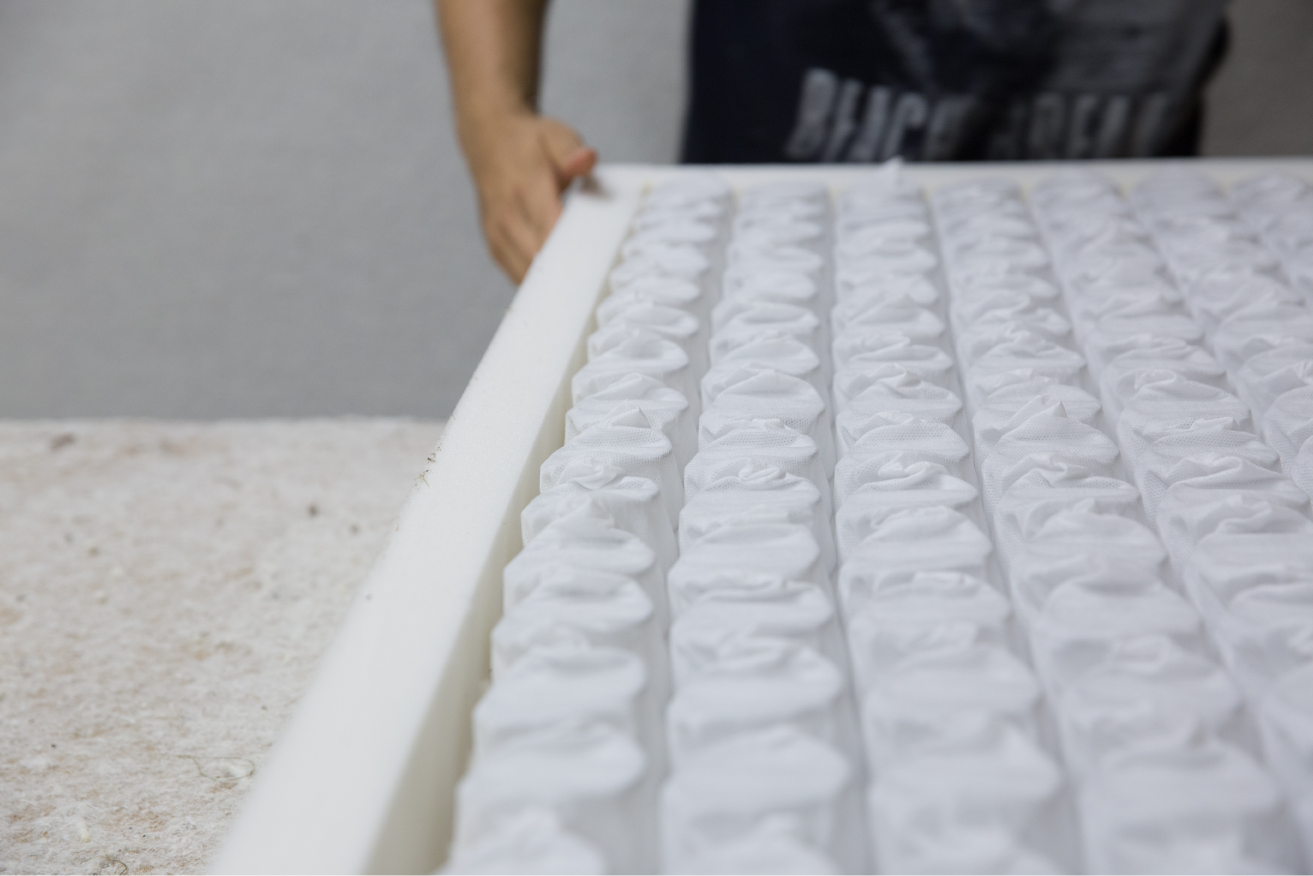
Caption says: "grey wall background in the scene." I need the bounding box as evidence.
[0,0,1308,418]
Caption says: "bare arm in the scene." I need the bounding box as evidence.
[438,0,597,283]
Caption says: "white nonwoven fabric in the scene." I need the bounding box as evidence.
[454,721,652,874]
[665,638,845,766]
[669,519,825,593]
[669,578,840,662]
[572,334,697,413]
[472,646,649,755]
[523,460,675,568]
[675,820,839,876]
[540,412,683,526]
[491,568,659,679]
[442,807,606,875]
[565,376,694,467]
[659,726,857,875]
[702,336,828,406]
[682,419,827,506]
[587,307,706,376]
[503,506,663,623]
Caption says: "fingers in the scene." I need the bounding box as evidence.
[473,117,596,284]
[559,145,598,183]
[540,119,598,187]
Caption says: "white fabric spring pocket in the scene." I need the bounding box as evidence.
[542,410,682,525]
[830,331,955,376]
[443,807,607,875]
[724,244,826,286]
[622,220,720,260]
[609,243,711,294]
[588,306,705,375]
[669,577,839,661]
[836,245,938,280]
[1001,506,1165,584]
[683,419,826,503]
[835,463,977,523]
[1134,439,1283,525]
[831,301,945,344]
[829,288,945,341]
[665,637,845,766]
[961,308,1074,352]
[473,646,649,754]
[1027,582,1204,695]
[1150,454,1311,533]
[1182,532,1313,693]
[1257,664,1313,847]
[644,173,731,206]
[1116,371,1253,430]
[491,567,658,678]
[524,463,676,572]
[1056,635,1243,779]
[660,726,856,875]
[992,493,1145,568]
[1120,413,1274,481]
[504,507,663,620]
[1191,276,1304,332]
[847,616,1007,706]
[1100,358,1231,424]
[731,221,826,256]
[1236,346,1313,417]
[973,396,1104,461]
[860,643,1042,740]
[1158,491,1313,570]
[835,408,962,461]
[1212,315,1313,372]
[671,519,824,592]
[866,721,1065,875]
[834,423,972,505]
[839,507,992,580]
[962,332,1087,383]
[964,366,1098,415]
[834,359,958,416]
[709,304,823,361]
[597,277,707,324]
[1263,384,1313,464]
[1068,286,1181,333]
[950,287,1057,335]
[631,201,724,234]
[834,482,981,560]
[980,416,1121,509]
[1079,738,1298,875]
[571,334,695,410]
[454,722,652,874]
[835,219,932,255]
[1004,551,1165,633]
[839,570,1007,638]
[833,272,939,312]
[703,336,827,405]
[840,370,963,427]
[675,820,838,876]
[697,369,832,468]
[991,455,1141,516]
[565,375,693,466]
[720,267,820,311]
[679,461,831,566]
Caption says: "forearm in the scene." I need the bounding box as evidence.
[437,0,549,163]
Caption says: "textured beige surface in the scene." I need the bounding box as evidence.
[0,419,444,875]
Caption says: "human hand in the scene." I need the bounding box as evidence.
[466,113,597,283]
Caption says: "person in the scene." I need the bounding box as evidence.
[438,0,1230,283]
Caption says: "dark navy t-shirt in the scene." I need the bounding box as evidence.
[682,0,1229,163]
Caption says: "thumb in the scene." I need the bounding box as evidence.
[540,120,597,186]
